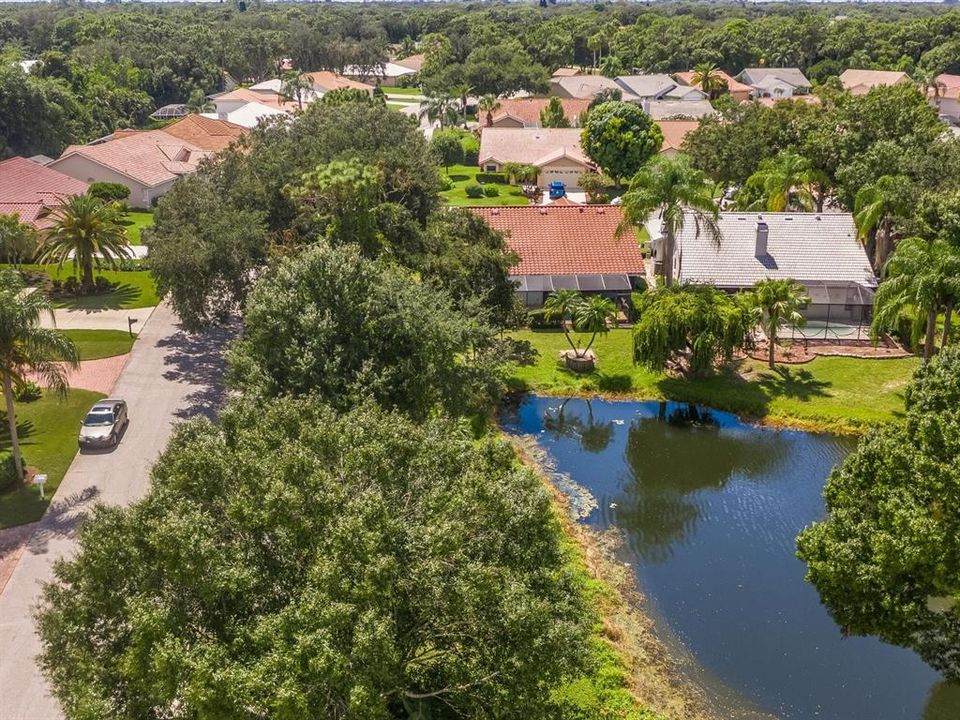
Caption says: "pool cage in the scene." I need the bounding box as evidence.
[150,104,190,120]
[783,281,875,342]
[512,273,641,308]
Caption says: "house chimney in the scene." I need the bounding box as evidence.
[755,217,769,257]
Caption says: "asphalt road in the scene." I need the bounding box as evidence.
[0,303,233,719]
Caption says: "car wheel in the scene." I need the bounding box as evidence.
[110,432,117,447]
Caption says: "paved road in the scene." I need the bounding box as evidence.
[0,303,233,719]
[40,306,156,334]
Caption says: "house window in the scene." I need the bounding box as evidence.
[485,164,498,172]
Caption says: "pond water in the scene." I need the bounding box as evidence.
[502,395,960,720]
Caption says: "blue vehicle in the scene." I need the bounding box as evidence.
[548,181,566,200]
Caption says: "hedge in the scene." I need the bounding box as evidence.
[476,172,509,185]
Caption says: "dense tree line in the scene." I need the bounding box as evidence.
[4,2,960,155]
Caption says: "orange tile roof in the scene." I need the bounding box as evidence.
[675,69,753,94]
[491,98,591,127]
[214,87,297,111]
[0,156,89,228]
[839,69,911,95]
[160,115,246,152]
[394,53,425,72]
[935,73,960,100]
[304,70,374,93]
[479,127,590,168]
[657,120,700,152]
[470,205,644,276]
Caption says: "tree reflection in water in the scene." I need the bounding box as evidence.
[543,398,615,454]
[615,401,787,563]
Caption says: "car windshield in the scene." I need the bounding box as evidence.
[83,411,114,427]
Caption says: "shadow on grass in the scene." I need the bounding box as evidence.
[54,283,141,312]
[448,174,470,183]
[756,364,832,402]
[656,361,773,419]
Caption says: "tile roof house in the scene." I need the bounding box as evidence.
[479,128,592,189]
[152,114,247,153]
[471,205,644,306]
[839,69,911,95]
[614,74,690,101]
[49,127,218,207]
[643,99,717,121]
[201,100,287,129]
[304,71,375,95]
[394,54,425,72]
[488,98,591,128]
[675,70,753,102]
[0,156,89,228]
[552,66,583,78]
[551,74,637,101]
[343,62,417,87]
[645,212,877,321]
[657,120,700,157]
[738,68,812,97]
[211,87,301,115]
[932,73,960,122]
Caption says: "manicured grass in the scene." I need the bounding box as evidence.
[17,264,159,310]
[440,164,530,207]
[61,329,135,360]
[120,210,153,245]
[383,86,422,96]
[508,328,919,433]
[0,389,105,528]
[387,102,410,110]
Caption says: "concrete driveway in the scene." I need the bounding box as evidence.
[0,303,234,719]
[41,306,155,334]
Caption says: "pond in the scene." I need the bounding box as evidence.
[502,395,960,720]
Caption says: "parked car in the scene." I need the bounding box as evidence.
[548,181,566,199]
[79,399,128,449]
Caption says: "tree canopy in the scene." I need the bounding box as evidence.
[580,101,662,186]
[797,346,960,680]
[37,398,591,718]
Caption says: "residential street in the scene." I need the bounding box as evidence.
[0,302,232,719]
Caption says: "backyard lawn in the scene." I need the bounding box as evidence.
[61,329,135,360]
[121,210,153,245]
[17,264,159,310]
[440,164,530,207]
[383,86,422,96]
[508,328,919,433]
[0,389,104,528]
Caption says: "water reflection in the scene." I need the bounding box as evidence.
[502,395,960,720]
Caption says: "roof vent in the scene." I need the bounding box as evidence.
[539,208,548,215]
[755,217,769,258]
[490,209,500,216]
[578,206,585,213]
[596,207,605,214]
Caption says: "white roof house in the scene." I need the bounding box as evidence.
[645,212,876,289]
[739,68,812,95]
[201,102,287,129]
[343,62,417,82]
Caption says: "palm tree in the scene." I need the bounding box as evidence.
[0,270,79,485]
[39,194,131,290]
[915,66,945,103]
[587,33,603,70]
[418,94,458,129]
[0,214,37,269]
[752,278,810,368]
[619,155,720,288]
[737,151,816,213]
[449,82,473,127]
[871,237,960,363]
[477,94,500,128]
[543,289,583,356]
[854,175,912,272]
[572,295,618,356]
[691,63,728,100]
[185,88,215,114]
[280,71,313,111]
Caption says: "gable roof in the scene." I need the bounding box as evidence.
[839,69,911,95]
[675,69,753,95]
[213,87,298,111]
[0,156,89,227]
[490,98,591,127]
[614,74,678,100]
[479,127,589,168]
[52,130,212,188]
[159,115,246,153]
[657,120,700,153]
[552,67,582,78]
[470,205,644,277]
[344,62,416,79]
[551,74,636,101]
[201,102,287,129]
[394,53,425,72]
[644,99,717,120]
[648,212,875,288]
[740,67,811,89]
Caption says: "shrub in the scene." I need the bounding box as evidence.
[464,181,484,199]
[93,276,114,293]
[14,380,42,403]
[528,308,562,329]
[50,278,62,292]
[438,174,454,191]
[476,172,509,185]
[62,276,80,295]
[483,184,500,197]
[88,182,130,203]
[589,192,611,204]
[0,450,20,494]
[461,135,480,165]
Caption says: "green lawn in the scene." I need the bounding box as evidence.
[387,102,410,110]
[508,328,919,433]
[440,164,530,208]
[17,264,159,310]
[61,329,135,360]
[120,210,153,245]
[0,389,105,528]
[383,86,422,96]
